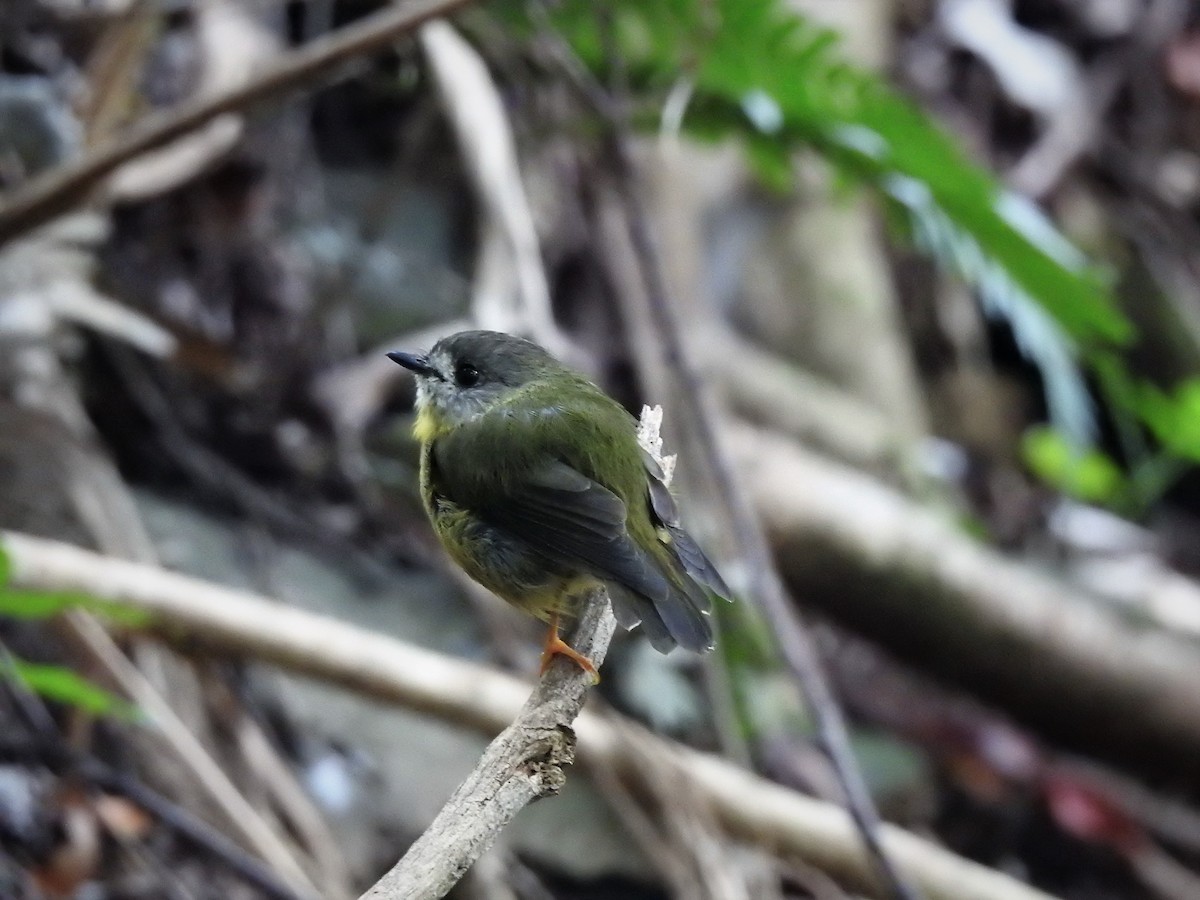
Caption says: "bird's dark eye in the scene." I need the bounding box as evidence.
[454,362,480,387]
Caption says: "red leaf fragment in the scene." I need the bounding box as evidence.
[1042,774,1146,853]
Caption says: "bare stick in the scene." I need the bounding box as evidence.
[1,530,1059,900]
[0,0,475,247]
[361,592,616,900]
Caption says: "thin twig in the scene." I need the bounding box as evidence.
[0,0,476,247]
[561,27,923,900]
[540,4,918,891]
[611,154,922,900]
[523,30,914,889]
[235,710,355,898]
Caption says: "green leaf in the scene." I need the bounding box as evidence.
[0,590,73,619]
[5,658,141,720]
[0,544,9,588]
[515,0,1132,351]
[0,589,150,626]
[1133,379,1200,462]
[1022,426,1126,504]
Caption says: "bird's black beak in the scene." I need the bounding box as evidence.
[387,351,441,380]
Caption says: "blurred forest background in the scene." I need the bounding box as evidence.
[4,0,1200,897]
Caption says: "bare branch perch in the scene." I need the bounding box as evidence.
[1,530,1057,900]
[361,592,616,900]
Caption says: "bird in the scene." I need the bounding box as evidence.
[388,330,731,680]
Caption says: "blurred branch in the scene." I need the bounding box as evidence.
[236,711,355,898]
[1131,844,1200,900]
[735,426,1200,777]
[0,0,475,247]
[698,325,903,472]
[35,279,176,357]
[1,530,1056,900]
[59,611,325,899]
[1007,55,1125,199]
[583,56,920,900]
[0,739,304,900]
[419,21,567,357]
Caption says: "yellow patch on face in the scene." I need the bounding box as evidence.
[413,405,445,443]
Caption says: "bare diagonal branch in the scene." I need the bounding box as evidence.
[360,592,616,900]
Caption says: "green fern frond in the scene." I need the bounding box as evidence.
[513,0,1131,439]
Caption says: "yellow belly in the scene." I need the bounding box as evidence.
[432,496,599,622]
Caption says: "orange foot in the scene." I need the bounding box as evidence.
[539,613,600,684]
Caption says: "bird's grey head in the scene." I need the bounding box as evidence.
[388,330,562,428]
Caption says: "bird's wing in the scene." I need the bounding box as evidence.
[496,460,676,602]
[433,395,718,652]
[431,402,673,607]
[493,461,721,652]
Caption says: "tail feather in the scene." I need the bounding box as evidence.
[652,578,714,652]
[668,525,731,599]
[608,583,679,653]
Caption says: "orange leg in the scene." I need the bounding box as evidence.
[539,611,600,684]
